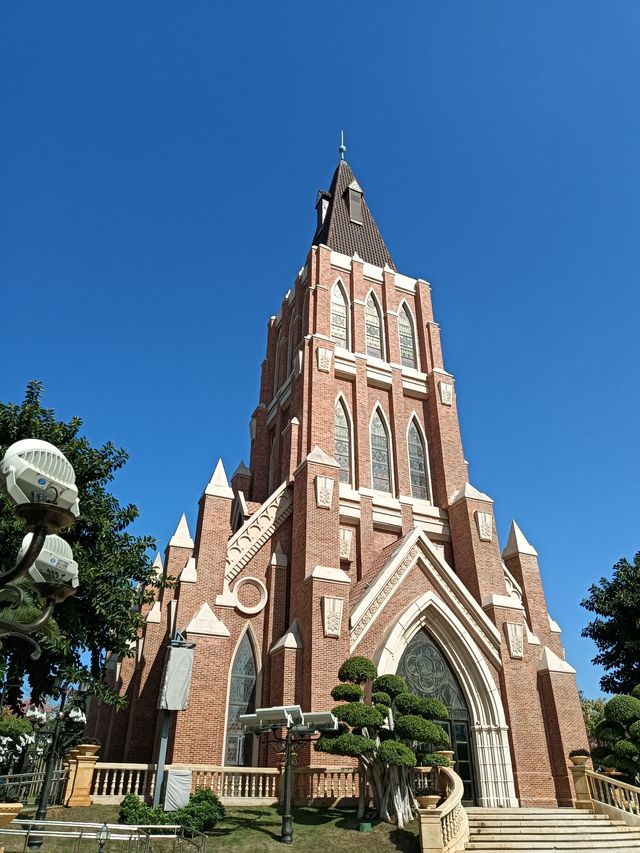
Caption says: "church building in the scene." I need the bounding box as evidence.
[88,150,588,807]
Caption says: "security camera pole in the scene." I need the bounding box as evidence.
[0,440,80,658]
[240,706,338,845]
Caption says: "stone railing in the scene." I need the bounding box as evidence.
[571,761,640,827]
[88,762,281,806]
[293,766,362,803]
[418,766,469,853]
[171,764,280,805]
[90,763,156,804]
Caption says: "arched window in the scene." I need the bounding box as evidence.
[224,632,257,766]
[398,304,417,369]
[407,418,431,501]
[370,409,392,493]
[335,399,352,485]
[330,283,349,350]
[365,292,384,359]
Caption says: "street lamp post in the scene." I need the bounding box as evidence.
[0,439,81,659]
[27,678,89,851]
[240,706,338,845]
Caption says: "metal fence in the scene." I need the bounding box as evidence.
[0,763,67,805]
[0,820,207,852]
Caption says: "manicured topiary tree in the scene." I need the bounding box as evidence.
[315,655,450,828]
[590,687,640,784]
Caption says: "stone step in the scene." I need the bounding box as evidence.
[470,828,640,838]
[466,842,640,850]
[468,832,640,841]
[469,818,615,827]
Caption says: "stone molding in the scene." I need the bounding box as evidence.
[169,513,194,549]
[315,475,334,509]
[322,597,344,638]
[505,622,524,659]
[224,481,293,583]
[475,511,493,542]
[185,602,230,638]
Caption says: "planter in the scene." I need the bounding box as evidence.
[77,743,100,757]
[436,750,455,767]
[569,755,590,766]
[0,803,22,828]
[416,794,441,809]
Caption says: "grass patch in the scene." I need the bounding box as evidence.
[1,803,420,852]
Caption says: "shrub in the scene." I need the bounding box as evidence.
[614,739,639,758]
[372,691,391,708]
[0,785,21,803]
[338,657,378,684]
[632,685,640,701]
[373,675,408,699]
[331,683,364,703]
[628,720,640,743]
[420,752,450,767]
[119,788,224,832]
[595,719,624,741]
[395,716,450,747]
[568,748,591,757]
[604,695,640,725]
[590,745,610,764]
[316,733,376,757]
[394,694,447,720]
[332,703,384,729]
[176,788,224,833]
[377,740,416,767]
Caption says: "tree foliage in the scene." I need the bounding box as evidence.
[315,655,450,828]
[0,381,162,706]
[582,552,640,694]
[580,692,607,746]
[589,684,640,783]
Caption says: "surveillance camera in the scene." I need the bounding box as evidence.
[0,439,79,517]
[19,533,79,602]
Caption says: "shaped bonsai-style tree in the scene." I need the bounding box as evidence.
[315,656,450,828]
[590,685,640,784]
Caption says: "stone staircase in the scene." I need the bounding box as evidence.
[466,807,640,850]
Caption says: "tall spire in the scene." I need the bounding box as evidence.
[313,159,396,270]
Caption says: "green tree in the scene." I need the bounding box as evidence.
[580,692,607,747]
[582,552,640,694]
[315,656,450,828]
[0,381,161,706]
[590,687,640,784]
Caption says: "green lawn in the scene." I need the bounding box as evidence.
[3,803,420,852]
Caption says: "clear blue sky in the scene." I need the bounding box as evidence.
[2,2,638,698]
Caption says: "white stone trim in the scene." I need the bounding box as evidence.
[305,565,351,584]
[503,520,538,558]
[169,513,194,549]
[538,646,576,674]
[179,557,197,584]
[185,603,230,638]
[482,594,522,611]
[234,576,268,615]
[350,528,501,665]
[204,459,234,499]
[373,591,518,808]
[270,619,302,653]
[146,600,161,624]
[449,482,494,506]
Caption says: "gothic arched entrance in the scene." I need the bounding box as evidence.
[397,629,477,805]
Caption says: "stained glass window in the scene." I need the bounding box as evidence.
[224,633,257,766]
[398,304,417,369]
[397,630,468,718]
[408,419,430,501]
[335,400,351,485]
[330,284,348,350]
[371,409,391,493]
[365,293,383,359]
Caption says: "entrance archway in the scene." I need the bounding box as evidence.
[397,629,476,804]
[374,590,518,807]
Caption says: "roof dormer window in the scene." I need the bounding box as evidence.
[316,191,331,231]
[348,180,363,225]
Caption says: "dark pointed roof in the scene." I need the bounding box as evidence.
[312,160,396,271]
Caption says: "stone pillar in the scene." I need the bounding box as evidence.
[65,752,100,807]
[570,761,594,810]
[62,749,79,807]
[418,808,444,852]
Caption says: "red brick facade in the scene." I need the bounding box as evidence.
[87,158,588,807]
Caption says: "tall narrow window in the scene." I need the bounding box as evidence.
[408,418,431,501]
[224,632,257,766]
[349,188,363,224]
[335,399,351,485]
[398,304,417,369]
[330,283,348,349]
[371,409,392,493]
[365,293,383,359]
